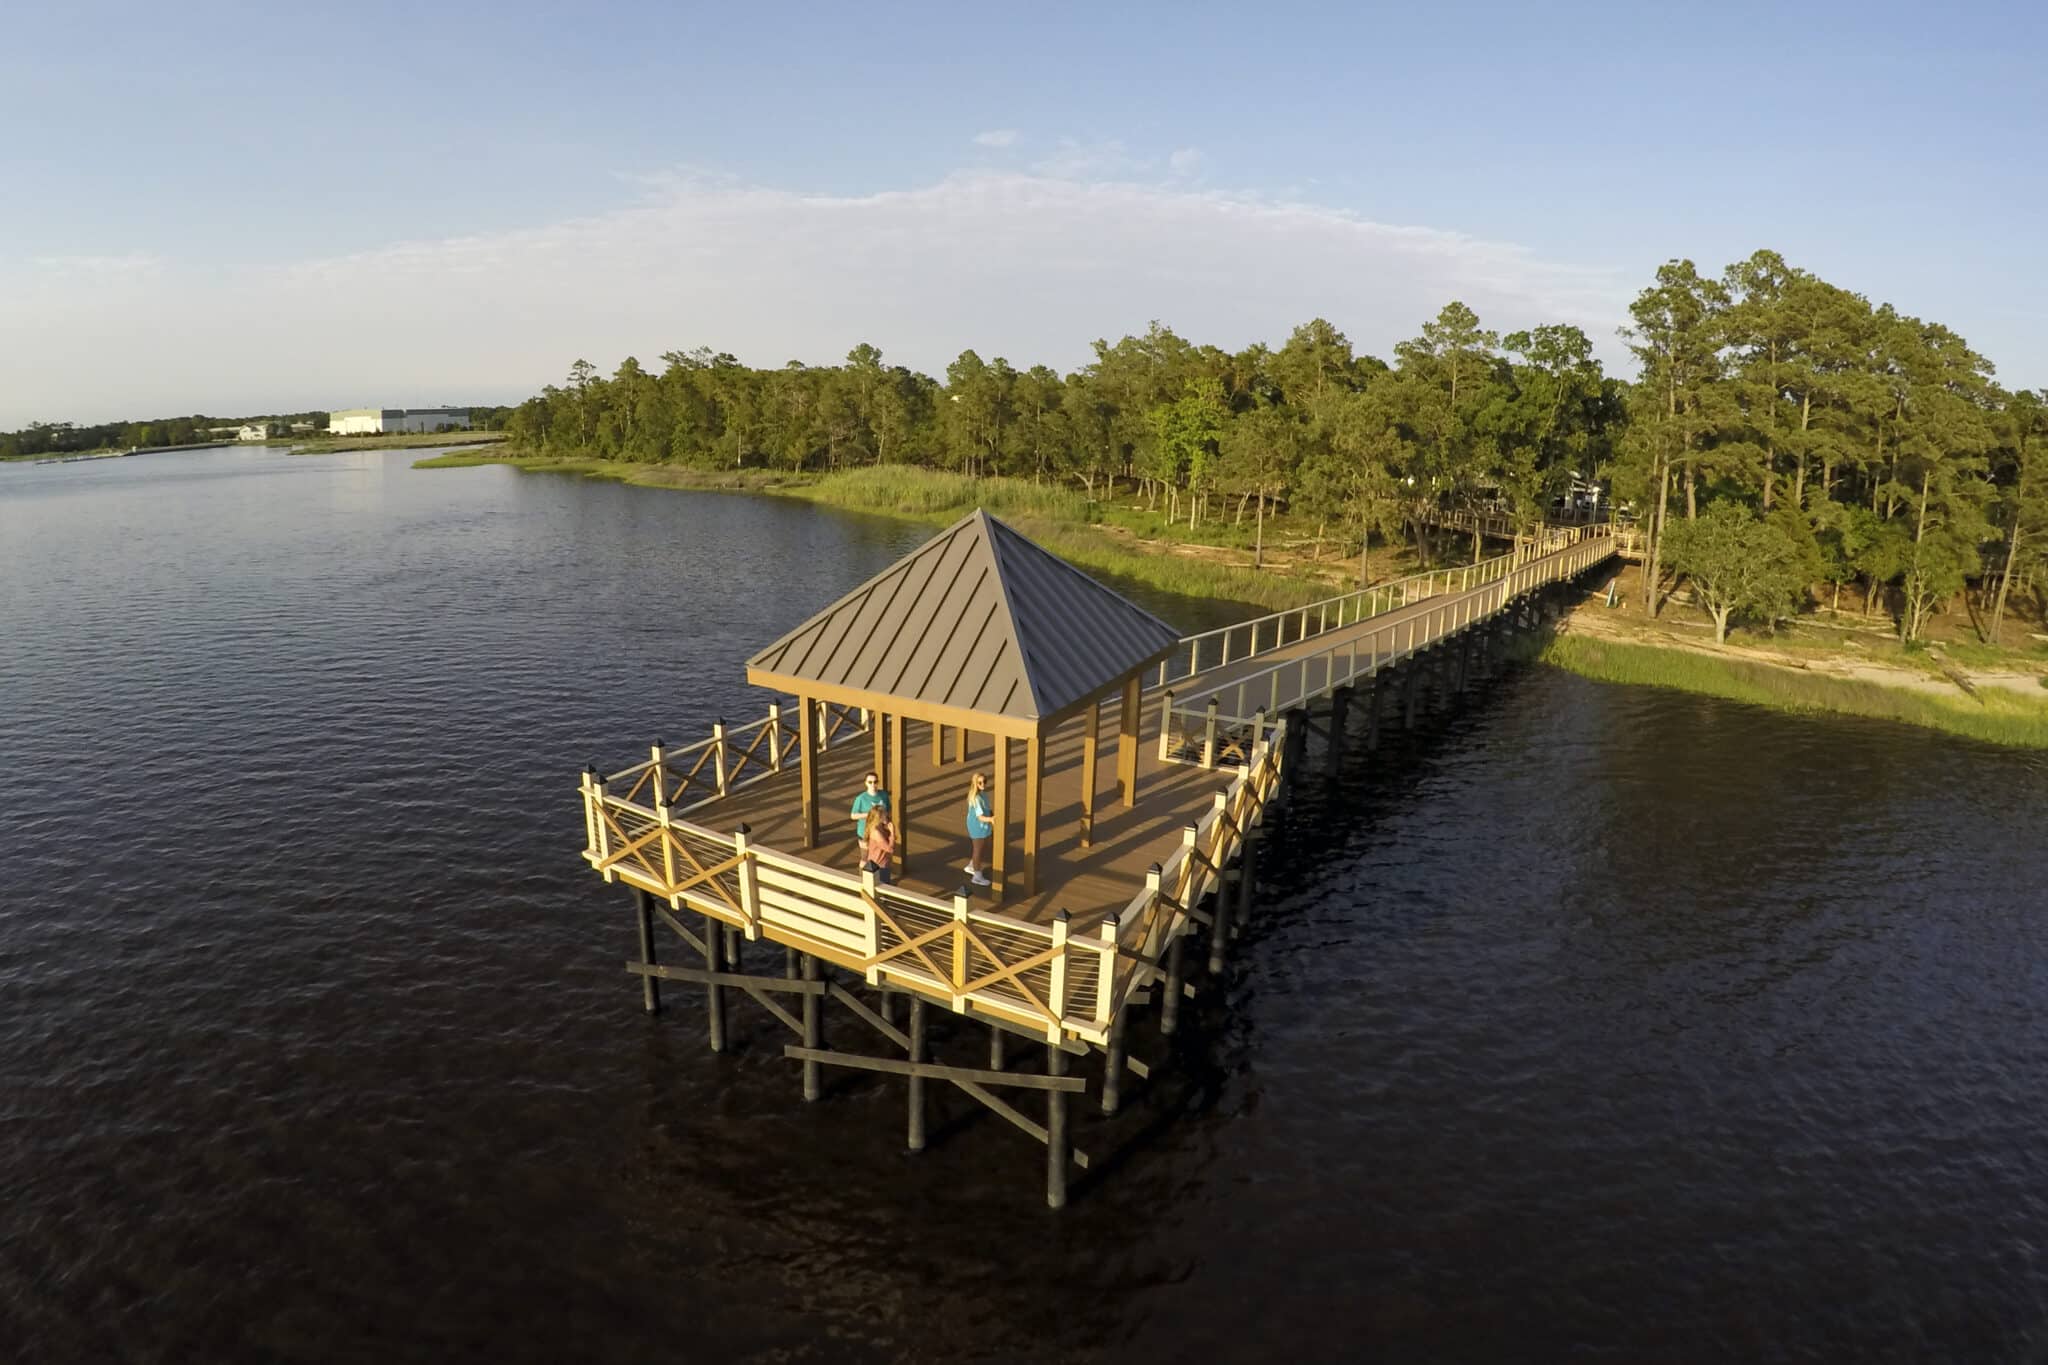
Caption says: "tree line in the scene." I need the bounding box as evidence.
[0,406,518,459]
[508,250,2048,642]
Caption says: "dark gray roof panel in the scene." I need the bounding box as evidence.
[746,509,1181,723]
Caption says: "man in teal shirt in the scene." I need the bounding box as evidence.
[851,772,891,855]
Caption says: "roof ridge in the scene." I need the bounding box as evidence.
[971,509,1048,717]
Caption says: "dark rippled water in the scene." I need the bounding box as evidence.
[4,445,2047,1362]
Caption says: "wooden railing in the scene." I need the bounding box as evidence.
[600,700,869,813]
[1158,548,1532,689]
[1157,525,1616,767]
[579,718,1286,1045]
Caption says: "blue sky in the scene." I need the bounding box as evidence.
[5,0,2044,427]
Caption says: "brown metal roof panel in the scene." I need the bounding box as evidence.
[745,508,1179,723]
[874,528,986,698]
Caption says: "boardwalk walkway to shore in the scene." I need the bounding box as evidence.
[575,510,1617,1204]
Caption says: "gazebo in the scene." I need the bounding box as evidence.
[745,509,1182,898]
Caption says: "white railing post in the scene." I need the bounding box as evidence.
[734,824,761,939]
[1202,697,1220,769]
[1095,916,1117,1026]
[649,738,668,807]
[1047,910,1071,1040]
[580,767,600,862]
[1158,689,1177,761]
[767,703,783,772]
[861,866,884,984]
[711,720,729,796]
[950,892,971,1000]
[589,769,612,873]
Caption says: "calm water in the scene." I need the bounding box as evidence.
[4,445,2047,1362]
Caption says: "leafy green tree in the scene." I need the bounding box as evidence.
[1664,502,1807,643]
[1988,390,2048,641]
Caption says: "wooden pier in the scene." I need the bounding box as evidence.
[578,510,1617,1204]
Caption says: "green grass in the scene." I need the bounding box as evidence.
[1542,634,2048,748]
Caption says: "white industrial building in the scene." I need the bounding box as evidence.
[328,407,472,435]
[237,424,269,441]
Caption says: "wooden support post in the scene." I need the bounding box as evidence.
[1366,680,1383,751]
[1118,674,1141,808]
[634,889,661,1014]
[1047,1044,1071,1210]
[933,722,946,768]
[872,710,888,794]
[1201,696,1220,769]
[1023,732,1043,897]
[801,952,822,1101]
[1404,661,1421,727]
[989,1023,1006,1071]
[1209,865,1235,975]
[767,703,783,771]
[1238,827,1258,934]
[1102,1000,1129,1116]
[702,912,725,1053]
[992,735,1012,899]
[1156,689,1176,763]
[889,711,908,873]
[1161,931,1186,1036]
[799,696,819,850]
[1080,698,1100,848]
[907,996,928,1152]
[724,924,742,970]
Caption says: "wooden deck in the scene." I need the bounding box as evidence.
[691,690,1227,932]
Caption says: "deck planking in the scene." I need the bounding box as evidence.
[688,695,1233,933]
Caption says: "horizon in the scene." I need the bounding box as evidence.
[7,0,2045,430]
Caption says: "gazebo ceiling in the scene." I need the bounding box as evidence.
[746,509,1180,726]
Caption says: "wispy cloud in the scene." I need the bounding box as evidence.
[0,169,1633,426]
[972,129,1019,149]
[31,252,164,276]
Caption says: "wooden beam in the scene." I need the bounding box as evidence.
[933,722,946,767]
[744,668,1039,741]
[1118,674,1141,808]
[1023,731,1043,897]
[1080,698,1099,848]
[798,695,819,849]
[783,1047,1089,1093]
[992,735,1011,900]
[889,710,908,873]
[871,708,887,795]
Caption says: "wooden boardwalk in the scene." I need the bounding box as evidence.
[700,693,1234,933]
[576,519,1616,1204]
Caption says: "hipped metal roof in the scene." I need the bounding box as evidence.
[746,509,1181,727]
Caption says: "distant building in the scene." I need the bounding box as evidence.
[328,407,472,435]
[237,424,269,441]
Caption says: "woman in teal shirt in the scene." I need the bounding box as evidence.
[963,772,993,887]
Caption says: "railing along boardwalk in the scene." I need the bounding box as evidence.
[1157,524,1617,766]
[581,700,1283,1048]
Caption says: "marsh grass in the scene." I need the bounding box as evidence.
[1543,634,2048,748]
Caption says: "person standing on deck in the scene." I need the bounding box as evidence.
[963,772,993,888]
[851,772,891,857]
[862,812,896,886]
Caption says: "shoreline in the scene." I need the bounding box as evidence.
[412,450,1344,617]
[413,448,2048,747]
[1545,601,2048,748]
